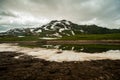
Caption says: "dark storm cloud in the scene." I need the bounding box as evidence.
[0,0,120,29]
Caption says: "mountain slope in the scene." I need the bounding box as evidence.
[33,20,120,37]
[0,20,120,37]
[0,28,35,37]
[34,20,76,37]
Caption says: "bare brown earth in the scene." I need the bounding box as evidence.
[46,40,120,45]
[0,40,120,45]
[0,52,120,80]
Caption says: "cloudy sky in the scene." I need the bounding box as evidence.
[0,0,120,31]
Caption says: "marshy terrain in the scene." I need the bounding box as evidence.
[0,43,120,80]
[0,51,120,80]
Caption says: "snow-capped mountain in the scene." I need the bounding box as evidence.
[0,28,35,36]
[0,20,120,37]
[33,20,79,37]
[33,20,120,37]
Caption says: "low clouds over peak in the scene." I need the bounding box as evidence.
[0,0,120,29]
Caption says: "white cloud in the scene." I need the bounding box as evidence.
[0,11,49,25]
[0,0,120,29]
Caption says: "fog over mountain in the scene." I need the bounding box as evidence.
[0,0,120,32]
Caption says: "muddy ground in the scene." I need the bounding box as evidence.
[0,52,120,80]
[1,40,120,45]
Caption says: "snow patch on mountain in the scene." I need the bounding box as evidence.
[35,29,42,33]
[80,29,84,33]
[51,21,61,29]
[64,21,70,25]
[30,28,34,32]
[53,33,62,37]
[59,28,65,32]
[44,26,49,30]
[71,31,75,35]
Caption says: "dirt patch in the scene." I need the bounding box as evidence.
[46,40,120,45]
[0,52,120,80]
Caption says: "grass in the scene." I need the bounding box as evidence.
[56,44,120,49]
[60,33,120,40]
[0,36,39,41]
[0,33,120,42]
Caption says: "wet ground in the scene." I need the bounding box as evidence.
[0,43,120,62]
[0,52,120,80]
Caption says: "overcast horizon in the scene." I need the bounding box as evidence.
[0,0,120,32]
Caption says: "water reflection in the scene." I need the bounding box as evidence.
[39,44,120,53]
[0,43,120,62]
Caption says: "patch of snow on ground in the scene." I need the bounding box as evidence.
[72,47,74,50]
[0,43,120,62]
[39,37,58,40]
[18,36,25,38]
[14,55,24,59]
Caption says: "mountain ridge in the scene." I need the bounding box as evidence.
[0,20,120,37]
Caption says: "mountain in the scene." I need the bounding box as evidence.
[33,20,120,37]
[0,20,120,37]
[0,28,35,37]
[34,20,77,37]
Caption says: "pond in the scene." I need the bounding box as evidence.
[34,44,120,53]
[0,43,120,62]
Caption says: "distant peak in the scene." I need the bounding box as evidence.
[49,19,72,25]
